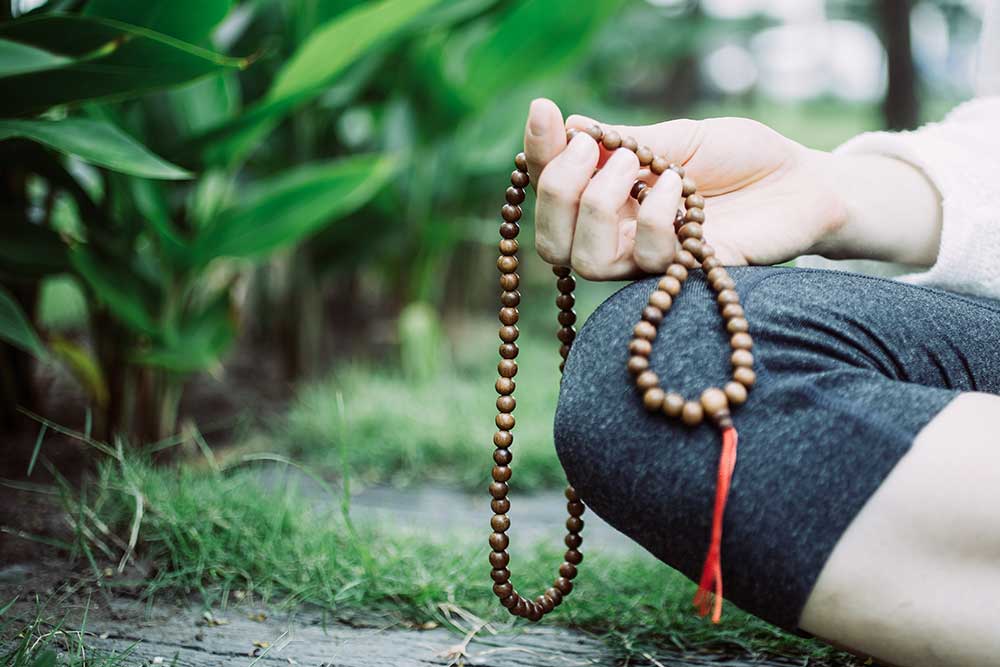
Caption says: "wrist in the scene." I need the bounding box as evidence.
[809,152,943,265]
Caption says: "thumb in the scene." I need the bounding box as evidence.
[523,98,566,187]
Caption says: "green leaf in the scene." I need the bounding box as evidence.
[0,119,192,179]
[84,0,234,43]
[133,292,235,372]
[50,336,109,406]
[185,0,438,165]
[70,247,160,336]
[190,154,398,266]
[0,285,49,360]
[456,0,625,106]
[0,14,246,116]
[0,38,69,76]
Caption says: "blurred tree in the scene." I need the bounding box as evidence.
[880,0,920,129]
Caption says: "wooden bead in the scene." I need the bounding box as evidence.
[499,307,518,325]
[494,431,513,447]
[554,577,573,594]
[566,501,585,517]
[552,264,572,277]
[565,485,580,501]
[636,370,659,391]
[685,193,705,209]
[681,237,703,257]
[662,392,685,418]
[499,239,518,256]
[510,170,529,188]
[699,243,715,260]
[712,275,736,291]
[731,349,754,368]
[489,532,509,550]
[492,498,510,515]
[500,290,521,310]
[536,594,555,614]
[724,381,748,406]
[556,293,574,309]
[565,533,582,549]
[566,127,579,142]
[499,343,518,359]
[700,387,729,417]
[701,256,723,272]
[707,267,727,284]
[683,207,705,223]
[622,136,638,152]
[649,290,672,311]
[489,482,508,499]
[629,338,652,356]
[676,249,698,269]
[490,550,510,568]
[496,394,515,413]
[559,344,570,360]
[499,325,519,343]
[722,303,745,319]
[628,355,649,375]
[496,413,514,430]
[666,263,688,282]
[502,204,521,222]
[493,582,513,598]
[630,180,647,199]
[500,593,519,609]
[558,310,577,327]
[636,188,650,204]
[506,187,525,205]
[602,130,622,150]
[585,125,603,141]
[491,513,510,531]
[493,448,512,466]
[642,306,663,325]
[734,366,756,388]
[499,273,519,290]
[727,318,749,335]
[717,289,739,306]
[500,222,519,239]
[545,587,563,606]
[514,152,528,171]
[731,332,753,350]
[557,327,576,344]
[650,156,669,175]
[566,516,584,533]
[668,163,685,178]
[495,377,514,395]
[658,275,681,296]
[678,222,703,241]
[559,562,578,579]
[565,548,583,564]
[633,321,657,341]
[681,401,704,426]
[636,146,653,166]
[643,387,666,411]
[681,177,696,196]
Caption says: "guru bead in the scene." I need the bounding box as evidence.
[489,125,753,623]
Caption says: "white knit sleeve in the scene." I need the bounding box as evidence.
[831,96,1000,299]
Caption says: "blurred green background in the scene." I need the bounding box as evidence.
[0,0,985,478]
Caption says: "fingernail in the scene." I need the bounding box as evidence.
[528,99,548,137]
[567,134,590,154]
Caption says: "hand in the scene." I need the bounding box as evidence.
[522,98,940,279]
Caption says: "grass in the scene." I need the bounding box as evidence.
[0,597,137,667]
[1,447,866,666]
[272,274,622,492]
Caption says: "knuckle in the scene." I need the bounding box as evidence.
[535,237,569,265]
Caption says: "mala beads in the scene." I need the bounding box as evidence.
[491,125,754,624]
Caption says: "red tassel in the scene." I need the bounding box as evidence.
[693,425,739,623]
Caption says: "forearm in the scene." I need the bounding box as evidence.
[812,152,943,266]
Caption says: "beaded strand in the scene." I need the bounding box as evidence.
[491,125,754,623]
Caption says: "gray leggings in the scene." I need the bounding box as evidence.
[554,267,1000,631]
